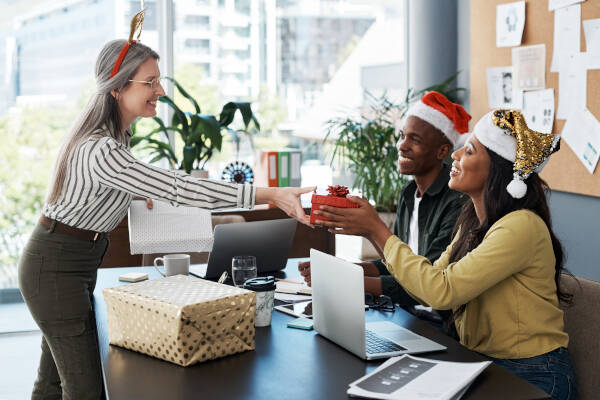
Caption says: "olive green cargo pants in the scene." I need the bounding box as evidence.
[18,222,109,400]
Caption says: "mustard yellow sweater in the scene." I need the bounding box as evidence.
[383,209,568,359]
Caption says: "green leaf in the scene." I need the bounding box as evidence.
[219,102,260,131]
[164,76,201,114]
[159,95,189,142]
[144,137,178,166]
[183,145,196,174]
[129,135,145,148]
[191,115,222,152]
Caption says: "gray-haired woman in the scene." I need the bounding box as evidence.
[18,39,314,400]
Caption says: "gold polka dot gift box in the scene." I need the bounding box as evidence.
[103,274,256,366]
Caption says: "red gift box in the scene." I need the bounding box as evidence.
[310,185,359,225]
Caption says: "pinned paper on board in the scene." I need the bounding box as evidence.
[523,89,555,134]
[561,108,600,174]
[548,0,584,11]
[557,52,587,120]
[496,1,526,48]
[512,44,546,92]
[583,18,600,69]
[550,4,581,73]
[486,67,519,109]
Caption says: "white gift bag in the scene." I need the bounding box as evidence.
[128,200,214,255]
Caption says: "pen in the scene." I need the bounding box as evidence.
[217,271,228,284]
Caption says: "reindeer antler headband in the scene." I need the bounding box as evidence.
[109,0,146,78]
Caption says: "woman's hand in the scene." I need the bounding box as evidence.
[133,196,154,209]
[314,196,392,246]
[256,186,316,226]
[298,261,311,286]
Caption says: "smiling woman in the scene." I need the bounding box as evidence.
[16,18,315,400]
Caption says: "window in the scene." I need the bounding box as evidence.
[0,0,406,308]
[185,14,210,29]
[184,38,210,54]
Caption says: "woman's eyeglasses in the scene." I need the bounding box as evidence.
[364,293,395,312]
[128,76,164,90]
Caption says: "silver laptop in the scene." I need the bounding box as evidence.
[310,249,446,360]
[190,219,297,279]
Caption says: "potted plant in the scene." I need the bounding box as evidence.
[133,77,260,177]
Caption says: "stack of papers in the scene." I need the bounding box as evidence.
[275,277,312,302]
[347,355,491,400]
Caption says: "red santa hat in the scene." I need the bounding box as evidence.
[405,91,471,148]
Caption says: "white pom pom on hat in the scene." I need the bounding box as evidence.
[506,175,528,199]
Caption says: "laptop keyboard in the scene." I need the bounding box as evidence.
[365,330,407,354]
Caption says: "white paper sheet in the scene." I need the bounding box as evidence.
[275,278,312,295]
[548,0,584,11]
[128,200,214,254]
[557,52,587,120]
[583,18,600,69]
[486,66,520,109]
[496,1,526,48]
[274,292,312,302]
[512,44,546,92]
[562,108,600,174]
[551,4,581,72]
[523,89,555,134]
[347,355,491,400]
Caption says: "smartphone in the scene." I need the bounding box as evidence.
[274,300,313,319]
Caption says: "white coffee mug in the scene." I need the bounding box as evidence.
[153,254,190,277]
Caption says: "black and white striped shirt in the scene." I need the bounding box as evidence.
[43,133,255,232]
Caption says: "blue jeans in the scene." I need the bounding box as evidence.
[487,347,578,400]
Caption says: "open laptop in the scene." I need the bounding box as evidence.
[310,249,446,360]
[189,218,297,280]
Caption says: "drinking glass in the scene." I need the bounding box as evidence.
[232,255,257,287]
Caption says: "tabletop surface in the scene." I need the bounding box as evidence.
[93,259,549,400]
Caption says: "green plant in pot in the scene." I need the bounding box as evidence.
[325,72,466,212]
[133,77,260,174]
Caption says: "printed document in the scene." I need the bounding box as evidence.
[562,108,600,174]
[512,44,546,92]
[523,89,555,134]
[548,0,584,11]
[583,18,600,69]
[550,4,581,72]
[557,52,587,120]
[496,1,525,48]
[486,66,518,109]
[347,355,491,400]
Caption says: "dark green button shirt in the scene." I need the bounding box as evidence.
[373,163,465,305]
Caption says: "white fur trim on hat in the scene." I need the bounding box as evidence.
[406,101,462,148]
[472,111,516,162]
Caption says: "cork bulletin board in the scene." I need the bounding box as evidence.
[470,0,600,197]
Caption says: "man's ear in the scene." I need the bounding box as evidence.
[437,143,451,161]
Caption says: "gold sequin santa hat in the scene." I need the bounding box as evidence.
[472,110,560,199]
